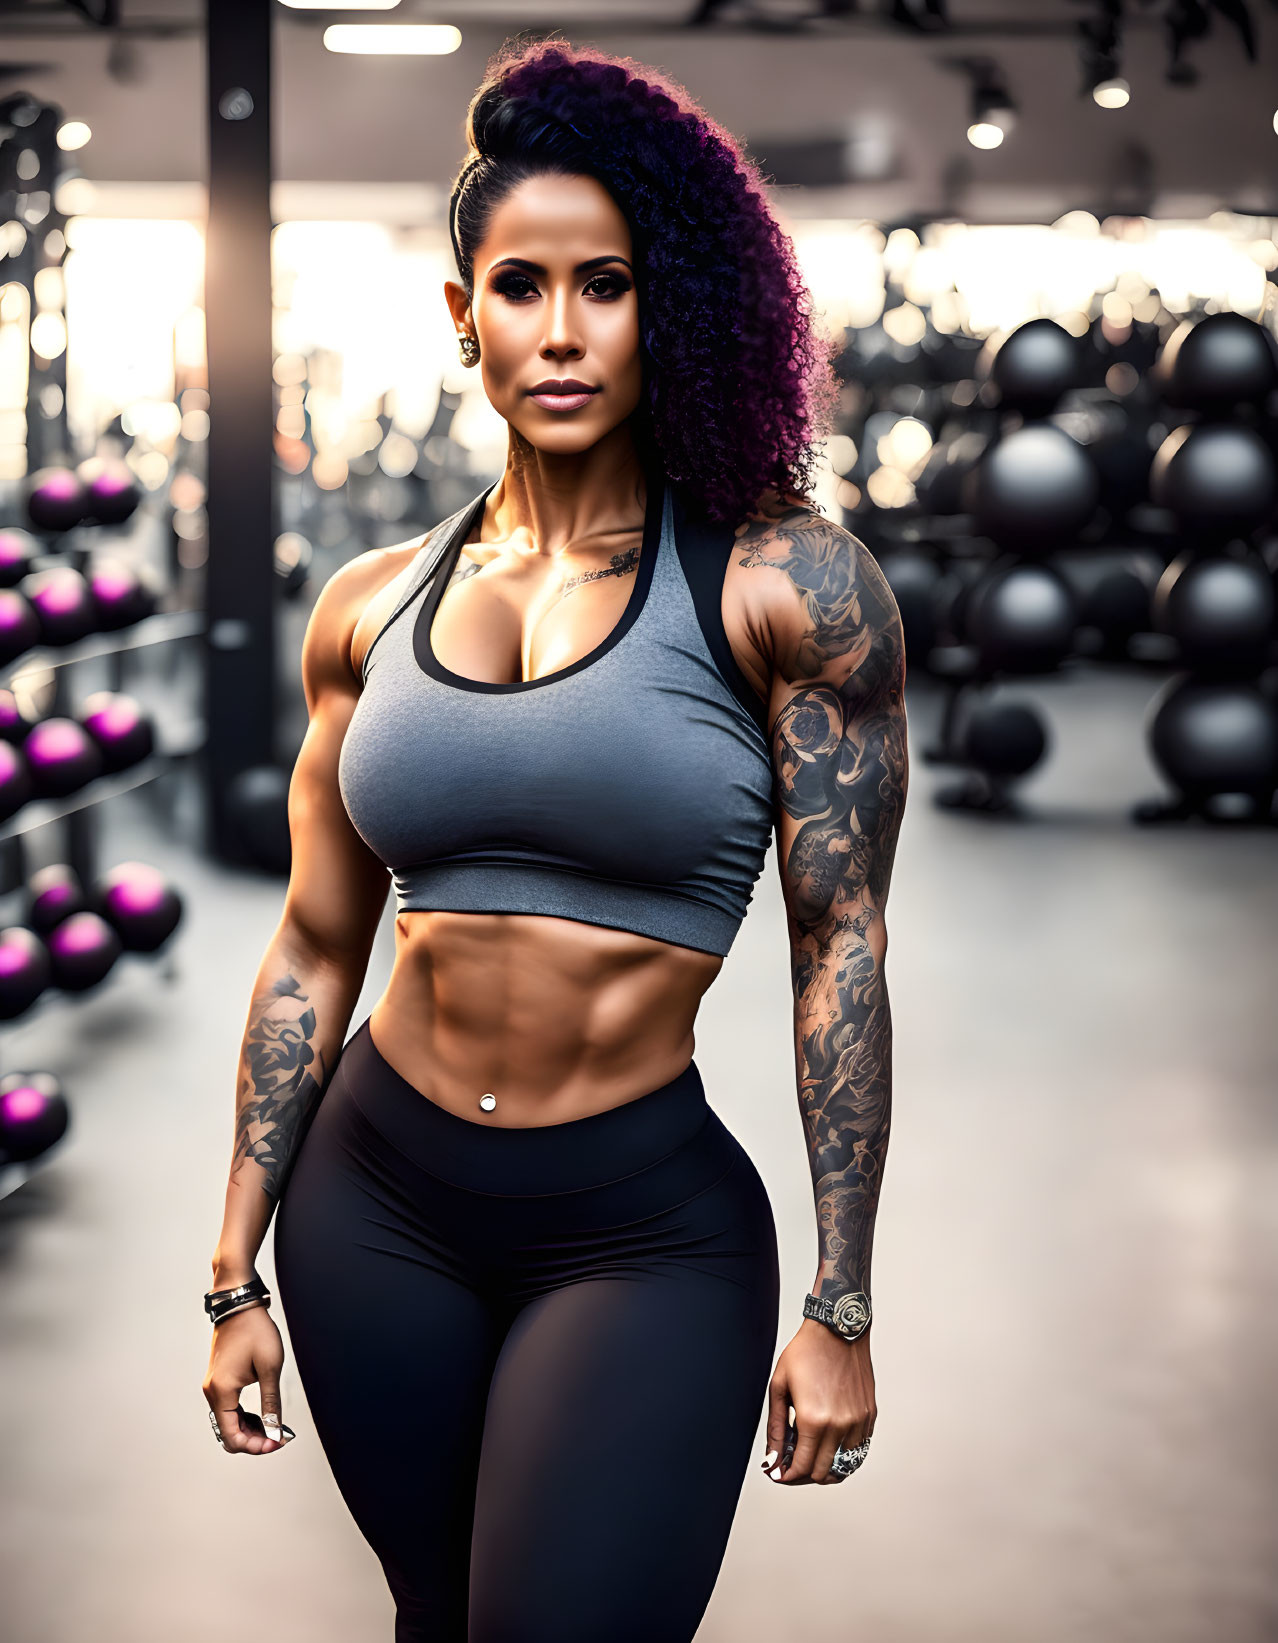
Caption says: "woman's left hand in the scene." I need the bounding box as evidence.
[761,1317,876,1485]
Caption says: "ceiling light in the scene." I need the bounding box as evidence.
[322,25,462,55]
[967,121,1005,150]
[279,1,400,8]
[1092,77,1130,109]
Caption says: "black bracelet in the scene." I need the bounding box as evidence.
[204,1275,271,1325]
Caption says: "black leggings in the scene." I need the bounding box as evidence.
[273,1020,780,1643]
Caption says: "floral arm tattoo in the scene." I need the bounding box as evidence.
[230,972,327,1205]
[743,502,908,1309]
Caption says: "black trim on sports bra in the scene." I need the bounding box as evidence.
[668,486,771,738]
[413,474,664,694]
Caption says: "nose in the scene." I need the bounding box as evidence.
[539,282,584,362]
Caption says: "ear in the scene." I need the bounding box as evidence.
[444,280,473,335]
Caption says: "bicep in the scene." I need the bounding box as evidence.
[280,572,390,967]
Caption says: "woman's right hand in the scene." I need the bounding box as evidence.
[202,1303,292,1455]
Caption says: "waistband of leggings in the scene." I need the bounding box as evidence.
[335,1018,713,1196]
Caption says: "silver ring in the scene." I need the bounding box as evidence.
[208,1407,229,1450]
[828,1436,872,1480]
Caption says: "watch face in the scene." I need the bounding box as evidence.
[831,1292,871,1337]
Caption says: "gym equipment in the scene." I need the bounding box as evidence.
[0,688,36,746]
[1145,677,1278,810]
[0,926,51,1020]
[1159,312,1278,411]
[1078,567,1154,657]
[0,1073,69,1163]
[0,740,32,822]
[78,692,155,773]
[77,459,141,528]
[0,588,41,667]
[24,467,86,535]
[987,318,1083,416]
[22,565,97,648]
[1149,424,1278,540]
[26,864,88,935]
[44,910,122,993]
[967,425,1101,551]
[88,559,158,631]
[0,529,38,589]
[966,561,1078,674]
[962,700,1049,778]
[1152,552,1275,673]
[225,765,292,875]
[23,718,104,799]
[95,862,183,952]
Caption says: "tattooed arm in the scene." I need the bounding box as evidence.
[209,552,393,1291]
[742,497,908,1485]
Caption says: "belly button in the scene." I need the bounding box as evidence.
[478,1092,497,1113]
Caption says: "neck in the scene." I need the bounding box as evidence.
[486,421,650,555]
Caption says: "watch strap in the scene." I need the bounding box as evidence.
[804,1290,872,1340]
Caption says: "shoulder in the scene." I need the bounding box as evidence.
[301,533,434,706]
[728,488,904,698]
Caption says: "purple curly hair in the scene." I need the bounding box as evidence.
[449,39,838,527]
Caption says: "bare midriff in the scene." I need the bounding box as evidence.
[367,908,724,1128]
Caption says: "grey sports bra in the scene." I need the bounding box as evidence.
[338,474,774,957]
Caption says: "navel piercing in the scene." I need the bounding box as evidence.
[478,1092,497,1113]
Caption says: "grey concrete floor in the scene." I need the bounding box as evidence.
[1,662,1276,1643]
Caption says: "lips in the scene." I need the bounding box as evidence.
[527,381,600,413]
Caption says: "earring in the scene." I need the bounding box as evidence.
[458,333,480,367]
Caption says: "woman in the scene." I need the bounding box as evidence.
[202,38,907,1643]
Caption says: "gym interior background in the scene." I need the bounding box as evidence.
[1,2,1276,1639]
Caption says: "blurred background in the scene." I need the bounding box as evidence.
[1,2,1276,1640]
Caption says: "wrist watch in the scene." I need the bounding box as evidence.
[803,1289,872,1341]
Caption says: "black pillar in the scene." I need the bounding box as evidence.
[203,0,276,859]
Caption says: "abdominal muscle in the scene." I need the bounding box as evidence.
[366,908,724,1128]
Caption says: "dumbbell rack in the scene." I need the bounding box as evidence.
[0,605,204,1201]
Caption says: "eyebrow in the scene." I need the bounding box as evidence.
[489,255,633,275]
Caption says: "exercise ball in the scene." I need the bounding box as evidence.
[0,528,38,588]
[967,425,1101,551]
[967,562,1079,674]
[22,565,96,647]
[1079,568,1153,652]
[23,718,103,799]
[88,559,158,631]
[78,691,154,772]
[0,741,31,822]
[45,910,121,992]
[0,926,51,1020]
[226,765,292,875]
[96,862,183,952]
[25,467,86,534]
[0,688,35,745]
[0,1073,68,1163]
[962,700,1049,778]
[987,319,1083,415]
[26,864,88,935]
[1150,424,1278,539]
[1152,552,1275,672]
[878,551,939,664]
[0,588,40,666]
[1147,677,1278,798]
[1159,312,1278,411]
[77,459,141,527]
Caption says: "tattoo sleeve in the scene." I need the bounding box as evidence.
[230,971,328,1206]
[745,504,909,1310]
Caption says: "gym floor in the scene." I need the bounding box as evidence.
[1,664,1274,1643]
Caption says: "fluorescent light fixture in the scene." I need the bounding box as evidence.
[322,24,461,54]
[279,1,400,8]
[966,121,1005,150]
[1092,77,1131,109]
